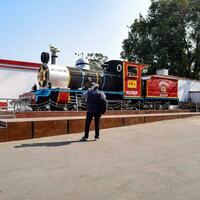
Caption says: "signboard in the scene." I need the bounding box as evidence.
[147,77,178,98]
[127,80,137,89]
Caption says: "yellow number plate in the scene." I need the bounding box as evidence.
[128,80,137,89]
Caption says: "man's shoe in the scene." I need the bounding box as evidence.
[95,137,100,141]
[80,136,88,141]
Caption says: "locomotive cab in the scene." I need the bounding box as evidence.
[123,61,146,99]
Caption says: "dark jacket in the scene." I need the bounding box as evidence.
[82,88,106,113]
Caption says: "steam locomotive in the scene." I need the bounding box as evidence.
[20,52,178,111]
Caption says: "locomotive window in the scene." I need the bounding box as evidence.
[128,66,138,77]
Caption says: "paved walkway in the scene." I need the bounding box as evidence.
[1,116,200,200]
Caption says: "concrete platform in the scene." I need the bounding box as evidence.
[1,116,200,200]
[0,109,191,119]
[0,112,200,142]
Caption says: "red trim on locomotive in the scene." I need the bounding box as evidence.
[57,92,70,104]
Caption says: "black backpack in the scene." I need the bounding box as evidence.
[99,93,107,114]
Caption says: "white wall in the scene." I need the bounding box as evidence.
[189,92,200,103]
[0,68,38,99]
[178,79,200,102]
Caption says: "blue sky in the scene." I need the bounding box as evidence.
[0,0,150,65]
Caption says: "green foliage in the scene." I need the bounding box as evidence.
[121,0,200,79]
[87,53,108,70]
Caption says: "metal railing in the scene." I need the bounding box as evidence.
[178,102,200,112]
[0,98,17,118]
[1,96,200,118]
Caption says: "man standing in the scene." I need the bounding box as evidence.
[81,83,106,141]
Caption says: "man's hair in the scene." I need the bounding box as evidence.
[91,83,99,90]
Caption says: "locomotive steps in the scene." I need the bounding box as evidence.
[0,110,199,143]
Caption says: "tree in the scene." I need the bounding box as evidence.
[121,0,200,79]
[87,53,108,70]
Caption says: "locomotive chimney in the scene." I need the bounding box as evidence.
[50,44,60,64]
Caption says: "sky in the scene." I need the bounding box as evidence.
[0,0,151,66]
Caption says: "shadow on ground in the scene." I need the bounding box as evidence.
[14,139,96,148]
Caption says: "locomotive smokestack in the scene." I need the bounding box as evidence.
[50,45,60,65]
